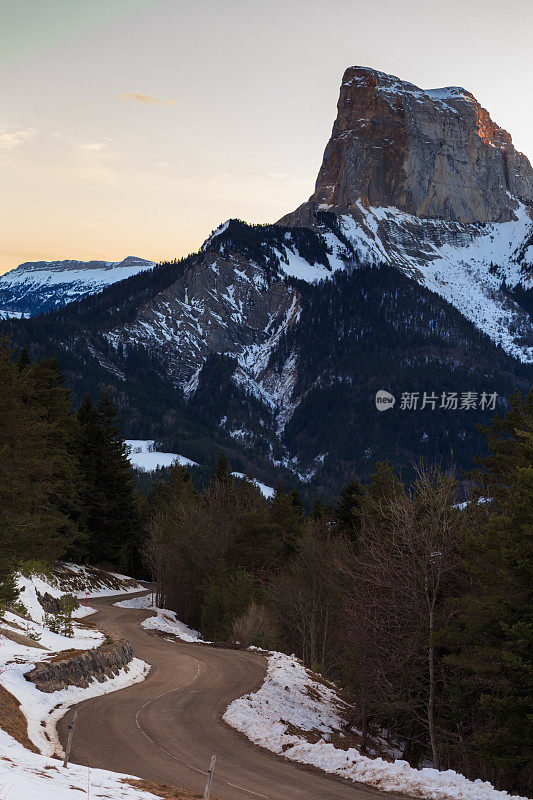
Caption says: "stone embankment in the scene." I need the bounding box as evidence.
[25,637,133,692]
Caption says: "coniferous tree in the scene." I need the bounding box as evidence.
[211,451,232,485]
[147,462,198,513]
[270,483,304,556]
[311,494,325,520]
[336,475,364,539]
[77,391,140,569]
[0,341,78,602]
[446,390,533,791]
[29,356,80,543]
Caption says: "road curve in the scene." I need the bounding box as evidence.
[58,593,406,800]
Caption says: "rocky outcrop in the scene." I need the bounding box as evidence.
[36,591,79,616]
[281,66,533,225]
[25,637,133,693]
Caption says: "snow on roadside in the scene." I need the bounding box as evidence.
[1,652,149,756]
[0,569,156,800]
[56,563,144,598]
[114,594,204,642]
[0,728,163,800]
[223,652,528,800]
[13,566,144,625]
[1,579,150,757]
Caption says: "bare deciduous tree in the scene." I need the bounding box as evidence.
[340,464,463,767]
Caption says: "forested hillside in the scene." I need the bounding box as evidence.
[2,239,530,495]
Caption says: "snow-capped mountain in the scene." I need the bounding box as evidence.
[3,67,532,490]
[0,256,155,317]
[280,66,533,362]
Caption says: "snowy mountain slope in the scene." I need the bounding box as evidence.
[104,222,351,393]
[318,202,533,362]
[4,216,530,490]
[0,255,155,317]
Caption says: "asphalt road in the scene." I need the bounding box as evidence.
[58,593,407,800]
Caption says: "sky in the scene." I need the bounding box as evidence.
[0,0,531,275]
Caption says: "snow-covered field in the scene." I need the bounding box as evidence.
[224,651,529,800]
[124,441,276,499]
[0,570,156,800]
[114,594,204,642]
[125,439,198,471]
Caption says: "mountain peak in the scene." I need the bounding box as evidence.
[283,66,533,225]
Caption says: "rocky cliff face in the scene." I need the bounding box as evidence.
[283,66,533,225]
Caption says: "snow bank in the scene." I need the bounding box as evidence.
[224,652,528,800]
[0,567,160,800]
[13,567,144,626]
[114,594,203,642]
[0,728,161,800]
[1,653,148,756]
[0,599,149,756]
[53,562,144,599]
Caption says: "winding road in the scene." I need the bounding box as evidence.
[58,593,406,800]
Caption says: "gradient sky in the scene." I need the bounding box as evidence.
[0,0,531,274]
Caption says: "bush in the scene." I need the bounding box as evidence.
[232,601,278,649]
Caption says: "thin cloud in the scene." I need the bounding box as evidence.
[118,91,177,107]
[77,142,107,152]
[0,128,36,151]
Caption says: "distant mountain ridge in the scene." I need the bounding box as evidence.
[2,66,532,492]
[0,256,155,317]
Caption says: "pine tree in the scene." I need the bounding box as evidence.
[211,451,232,485]
[29,356,80,546]
[446,390,533,792]
[74,394,102,560]
[335,475,364,538]
[76,392,140,570]
[311,494,325,520]
[270,483,304,556]
[0,341,78,602]
[147,462,198,512]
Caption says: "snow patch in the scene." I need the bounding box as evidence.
[231,472,275,499]
[224,651,528,800]
[125,439,198,471]
[114,595,204,642]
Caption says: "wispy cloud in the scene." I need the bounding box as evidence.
[0,127,36,150]
[77,142,107,152]
[118,91,177,107]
